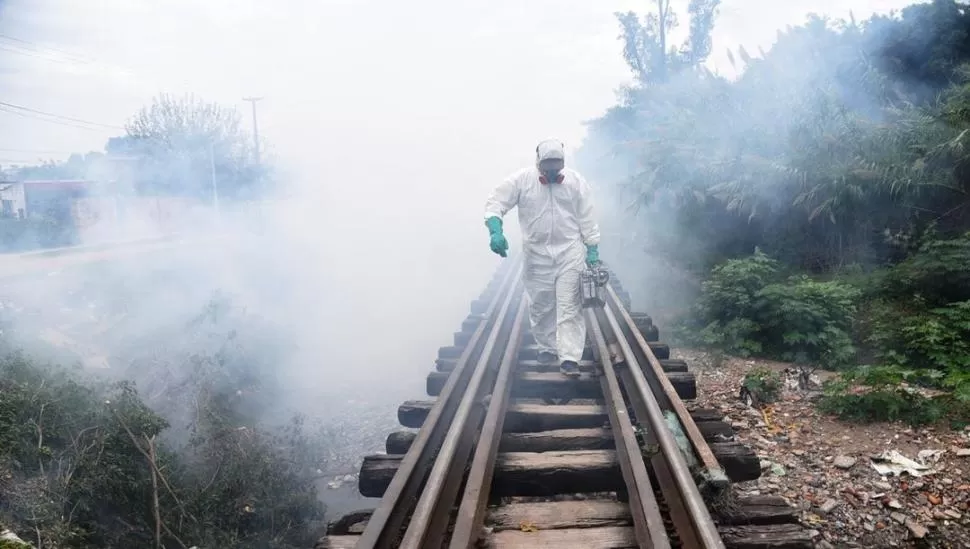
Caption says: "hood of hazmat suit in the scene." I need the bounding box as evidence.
[483,139,601,364]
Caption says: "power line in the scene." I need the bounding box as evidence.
[0,37,127,133]
[0,104,110,131]
[0,101,123,130]
[0,34,102,71]
[0,33,143,84]
[0,34,98,65]
[0,101,122,129]
[0,105,102,131]
[0,43,81,66]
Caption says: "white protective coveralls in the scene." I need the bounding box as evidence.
[483,140,601,363]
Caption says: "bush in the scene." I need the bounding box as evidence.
[697,318,762,357]
[856,296,970,426]
[880,232,970,306]
[757,276,859,366]
[817,365,949,426]
[0,217,74,252]
[684,250,860,367]
[871,299,970,372]
[0,322,325,548]
[741,367,783,405]
[0,353,172,548]
[685,250,778,356]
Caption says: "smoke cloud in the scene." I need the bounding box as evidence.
[0,0,918,518]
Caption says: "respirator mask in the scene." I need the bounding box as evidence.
[538,159,565,184]
[536,139,566,184]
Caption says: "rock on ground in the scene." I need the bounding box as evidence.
[679,348,970,549]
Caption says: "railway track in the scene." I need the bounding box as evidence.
[316,260,814,549]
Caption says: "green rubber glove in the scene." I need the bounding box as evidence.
[586,244,600,266]
[485,216,508,257]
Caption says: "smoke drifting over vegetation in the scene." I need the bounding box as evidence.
[2,0,970,547]
[580,1,970,315]
[580,1,970,433]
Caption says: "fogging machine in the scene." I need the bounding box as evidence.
[581,265,610,309]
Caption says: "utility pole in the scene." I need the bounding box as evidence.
[209,142,220,225]
[242,96,263,224]
[242,96,263,166]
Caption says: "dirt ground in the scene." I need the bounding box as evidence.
[678,348,970,549]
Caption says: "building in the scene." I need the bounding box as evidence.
[0,179,97,227]
[1,174,218,244]
[0,180,26,218]
[24,180,93,221]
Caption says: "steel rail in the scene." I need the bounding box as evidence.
[447,294,527,548]
[600,298,727,549]
[586,307,671,549]
[355,259,521,549]
[606,284,729,491]
[400,268,521,549]
[593,304,702,548]
[398,268,524,548]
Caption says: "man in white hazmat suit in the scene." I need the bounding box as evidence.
[483,139,601,378]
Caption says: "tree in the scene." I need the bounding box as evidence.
[865,0,970,97]
[582,3,970,273]
[11,152,104,181]
[615,0,721,84]
[109,94,263,200]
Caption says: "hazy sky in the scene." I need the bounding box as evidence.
[0,0,919,168]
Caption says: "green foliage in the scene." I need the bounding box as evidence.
[686,251,859,367]
[179,414,324,549]
[614,0,721,84]
[741,367,782,404]
[696,249,778,322]
[688,250,775,355]
[813,232,970,426]
[818,365,949,425]
[871,299,970,372]
[0,353,172,548]
[581,1,970,274]
[879,232,970,306]
[697,318,762,357]
[0,295,325,548]
[861,233,970,386]
[591,0,970,427]
[125,293,323,549]
[757,276,859,366]
[868,0,970,91]
[0,217,75,251]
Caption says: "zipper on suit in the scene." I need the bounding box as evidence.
[546,181,556,258]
